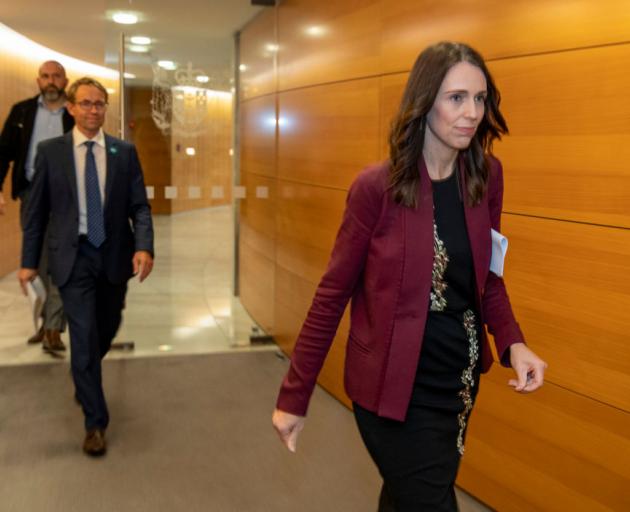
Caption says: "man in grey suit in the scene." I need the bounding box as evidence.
[0,61,74,350]
[18,77,154,456]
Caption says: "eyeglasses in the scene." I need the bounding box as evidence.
[75,100,108,111]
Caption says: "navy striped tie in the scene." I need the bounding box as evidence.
[84,141,105,247]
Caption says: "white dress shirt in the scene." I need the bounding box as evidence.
[72,127,106,235]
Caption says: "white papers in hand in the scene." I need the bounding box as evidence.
[490,229,508,277]
[26,276,47,330]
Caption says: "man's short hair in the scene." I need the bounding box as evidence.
[66,77,109,104]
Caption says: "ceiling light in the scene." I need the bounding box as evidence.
[196,75,209,83]
[265,43,279,52]
[239,64,247,72]
[157,60,176,70]
[130,36,151,45]
[185,147,196,156]
[124,72,136,79]
[128,45,149,53]
[112,12,138,25]
[106,88,116,94]
[305,25,327,37]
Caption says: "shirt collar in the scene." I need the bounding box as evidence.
[37,94,65,114]
[73,126,105,148]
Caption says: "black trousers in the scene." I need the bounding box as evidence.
[59,239,127,431]
[353,402,462,512]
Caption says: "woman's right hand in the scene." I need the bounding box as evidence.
[272,409,306,453]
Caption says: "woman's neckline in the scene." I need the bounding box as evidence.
[430,169,457,183]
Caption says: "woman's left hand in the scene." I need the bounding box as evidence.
[508,342,547,393]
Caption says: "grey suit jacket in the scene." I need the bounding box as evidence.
[21,131,154,287]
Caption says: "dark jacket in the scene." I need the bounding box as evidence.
[276,156,525,421]
[0,95,74,199]
[21,131,154,287]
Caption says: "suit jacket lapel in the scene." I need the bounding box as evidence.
[61,132,79,209]
[402,157,434,302]
[23,96,39,139]
[62,109,74,132]
[461,157,491,295]
[104,134,117,212]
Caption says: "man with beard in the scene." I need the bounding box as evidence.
[0,60,73,351]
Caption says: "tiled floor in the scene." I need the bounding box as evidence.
[0,206,273,366]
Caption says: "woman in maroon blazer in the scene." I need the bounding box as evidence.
[273,41,547,511]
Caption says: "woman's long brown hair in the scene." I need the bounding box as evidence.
[388,42,508,207]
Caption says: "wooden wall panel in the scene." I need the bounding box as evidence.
[239,242,274,334]
[501,214,630,412]
[277,0,381,91]
[129,87,171,214]
[239,172,275,333]
[379,72,408,159]
[277,78,381,189]
[240,172,275,260]
[459,369,630,511]
[275,179,346,283]
[490,44,630,227]
[171,92,233,213]
[240,95,277,178]
[380,0,630,74]
[240,7,276,101]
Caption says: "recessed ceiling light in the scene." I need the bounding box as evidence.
[196,75,209,83]
[130,36,151,45]
[185,147,196,156]
[157,60,176,70]
[112,12,138,25]
[305,25,327,37]
[124,72,136,79]
[265,43,279,52]
[128,45,149,53]
[239,64,247,72]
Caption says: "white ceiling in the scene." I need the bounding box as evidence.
[0,0,264,90]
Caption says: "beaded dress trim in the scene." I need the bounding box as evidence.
[428,222,479,456]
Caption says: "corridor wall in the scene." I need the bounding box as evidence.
[237,1,630,509]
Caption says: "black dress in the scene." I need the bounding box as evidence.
[354,170,481,512]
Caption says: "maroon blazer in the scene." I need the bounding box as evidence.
[276,156,525,421]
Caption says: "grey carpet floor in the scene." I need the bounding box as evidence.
[0,351,380,512]
[0,351,490,512]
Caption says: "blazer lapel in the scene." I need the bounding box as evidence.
[61,132,79,208]
[104,134,117,212]
[23,97,39,138]
[401,157,435,307]
[62,109,74,133]
[461,157,491,295]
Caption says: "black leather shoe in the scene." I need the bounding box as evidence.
[83,429,107,456]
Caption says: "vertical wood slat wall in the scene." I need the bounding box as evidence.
[238,1,630,509]
[0,54,119,277]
